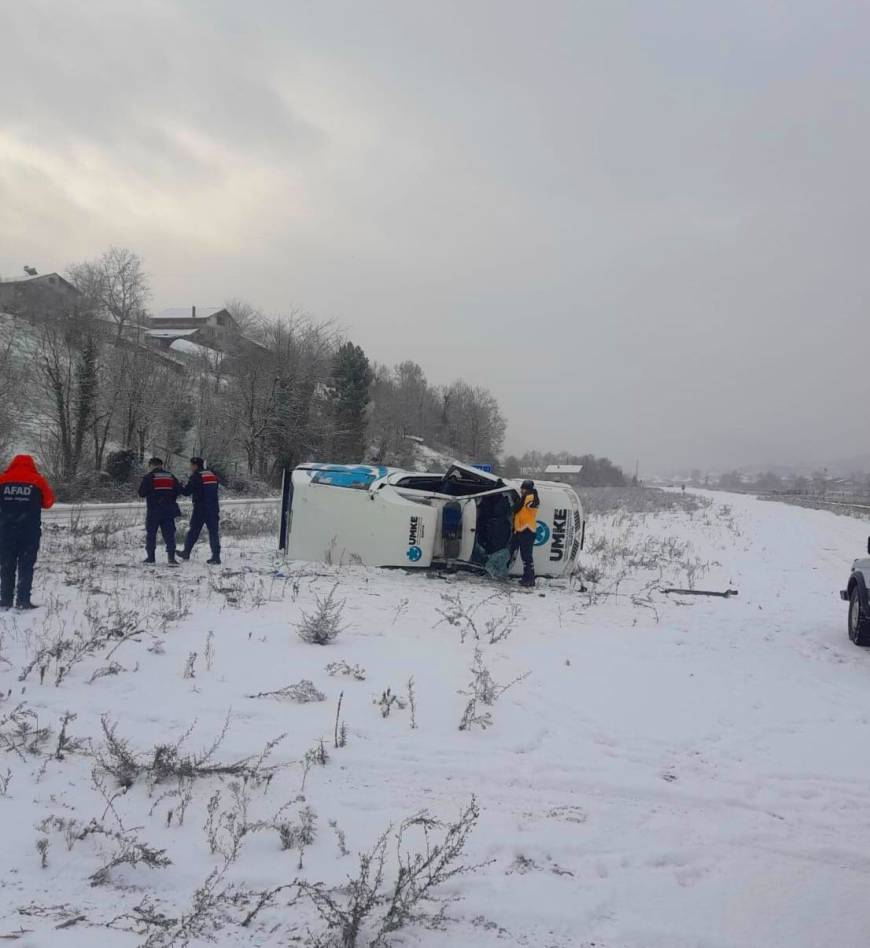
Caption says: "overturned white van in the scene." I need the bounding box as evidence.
[278,461,584,579]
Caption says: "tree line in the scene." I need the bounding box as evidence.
[501,451,627,487]
[0,247,508,494]
[714,469,861,495]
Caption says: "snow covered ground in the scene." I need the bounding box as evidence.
[2,490,870,946]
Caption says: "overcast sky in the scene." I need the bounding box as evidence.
[2,1,868,473]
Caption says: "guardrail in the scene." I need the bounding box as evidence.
[760,496,870,516]
[702,486,870,518]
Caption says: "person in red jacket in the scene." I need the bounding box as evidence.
[0,454,55,609]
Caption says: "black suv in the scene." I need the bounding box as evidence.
[842,539,870,645]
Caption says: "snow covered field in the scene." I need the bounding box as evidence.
[2,490,870,947]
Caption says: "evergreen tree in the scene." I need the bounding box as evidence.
[330,342,373,462]
[69,333,99,478]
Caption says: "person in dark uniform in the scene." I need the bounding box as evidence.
[138,457,181,565]
[510,479,540,588]
[0,454,55,609]
[178,457,221,564]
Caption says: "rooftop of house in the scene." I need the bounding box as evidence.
[545,464,583,474]
[152,306,225,321]
[0,272,80,292]
[169,338,224,361]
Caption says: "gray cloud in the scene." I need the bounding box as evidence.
[2,0,868,472]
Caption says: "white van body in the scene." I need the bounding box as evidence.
[281,461,584,578]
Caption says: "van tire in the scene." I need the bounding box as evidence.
[849,586,870,646]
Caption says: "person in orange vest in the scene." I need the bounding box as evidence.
[511,479,540,588]
[0,454,55,609]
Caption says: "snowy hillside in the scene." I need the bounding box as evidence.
[0,312,51,458]
[409,441,456,472]
[2,492,870,946]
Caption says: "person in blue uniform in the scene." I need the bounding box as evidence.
[178,457,221,564]
[138,457,181,565]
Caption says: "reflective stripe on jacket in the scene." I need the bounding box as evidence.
[138,468,181,517]
[181,468,220,512]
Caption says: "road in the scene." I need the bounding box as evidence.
[42,495,280,524]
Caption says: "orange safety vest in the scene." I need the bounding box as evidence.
[513,494,537,533]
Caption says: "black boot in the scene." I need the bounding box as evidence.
[177,551,190,561]
[15,601,38,610]
[143,557,156,565]
[206,556,221,565]
[0,601,12,610]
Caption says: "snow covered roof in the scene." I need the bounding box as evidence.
[0,272,80,292]
[153,306,224,320]
[169,338,223,360]
[147,328,200,339]
[545,464,583,474]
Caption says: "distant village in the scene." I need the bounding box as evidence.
[0,257,514,498]
[0,270,261,369]
[658,468,870,504]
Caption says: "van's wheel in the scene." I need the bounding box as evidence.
[849,587,870,646]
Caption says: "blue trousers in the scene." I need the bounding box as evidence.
[145,515,176,559]
[183,508,220,558]
[0,530,39,605]
[510,529,535,581]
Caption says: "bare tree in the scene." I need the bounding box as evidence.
[69,247,149,343]
[36,315,100,480]
[368,361,443,465]
[189,348,237,466]
[89,344,178,468]
[225,346,280,476]
[117,347,160,456]
[224,298,265,341]
[369,367,506,466]
[440,380,506,463]
[263,315,338,477]
[0,339,23,456]
[140,368,190,464]
[90,343,118,470]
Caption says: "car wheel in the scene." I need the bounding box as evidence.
[849,587,870,646]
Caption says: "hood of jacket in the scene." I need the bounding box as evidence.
[3,455,38,476]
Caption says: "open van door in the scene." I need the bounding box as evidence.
[443,461,503,491]
[458,499,479,562]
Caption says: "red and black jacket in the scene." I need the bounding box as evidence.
[0,454,55,536]
[181,467,220,514]
[138,467,181,517]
